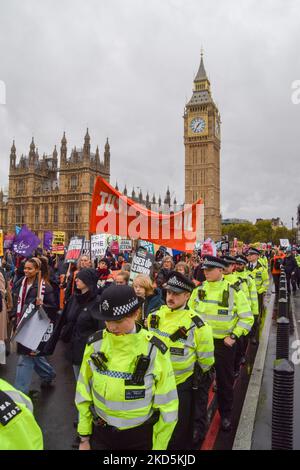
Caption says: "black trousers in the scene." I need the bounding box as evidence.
[214,338,236,419]
[272,274,280,294]
[168,375,194,450]
[192,370,212,443]
[286,273,297,294]
[91,420,154,450]
[234,335,248,372]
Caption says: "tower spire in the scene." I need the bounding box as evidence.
[194,50,208,82]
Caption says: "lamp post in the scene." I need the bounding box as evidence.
[292,217,294,230]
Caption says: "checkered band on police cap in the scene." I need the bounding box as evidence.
[112,297,140,317]
[202,255,227,269]
[99,285,143,320]
[247,247,260,256]
[166,272,194,292]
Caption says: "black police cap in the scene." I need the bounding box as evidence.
[165,271,195,293]
[201,255,228,269]
[221,255,237,265]
[98,285,143,321]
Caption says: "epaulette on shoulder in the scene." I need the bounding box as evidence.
[87,329,104,345]
[149,335,168,355]
[191,315,205,328]
[230,282,240,292]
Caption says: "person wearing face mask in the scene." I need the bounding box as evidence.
[75,284,178,450]
[61,268,104,379]
[12,257,58,395]
[147,271,214,449]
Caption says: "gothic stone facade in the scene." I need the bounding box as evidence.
[184,54,221,240]
[0,130,110,243]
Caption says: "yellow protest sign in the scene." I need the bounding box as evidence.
[52,231,65,254]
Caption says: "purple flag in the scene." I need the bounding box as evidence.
[43,231,53,251]
[13,225,41,257]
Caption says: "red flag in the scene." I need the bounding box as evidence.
[90,177,204,253]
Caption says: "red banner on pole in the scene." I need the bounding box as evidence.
[90,177,204,252]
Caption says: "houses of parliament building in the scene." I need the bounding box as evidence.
[0,54,221,243]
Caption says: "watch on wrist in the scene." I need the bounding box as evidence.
[230,333,237,340]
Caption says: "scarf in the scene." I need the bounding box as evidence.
[16,277,46,324]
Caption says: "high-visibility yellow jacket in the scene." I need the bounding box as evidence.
[147,306,214,386]
[188,278,253,339]
[260,256,269,270]
[295,255,300,268]
[246,260,269,294]
[75,325,178,450]
[236,271,259,316]
[223,272,238,285]
[0,379,43,450]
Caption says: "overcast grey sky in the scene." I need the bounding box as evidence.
[0,0,299,227]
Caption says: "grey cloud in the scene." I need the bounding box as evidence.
[0,0,299,227]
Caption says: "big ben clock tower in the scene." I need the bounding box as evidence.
[184,52,221,240]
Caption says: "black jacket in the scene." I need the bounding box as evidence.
[63,292,104,365]
[156,268,172,288]
[283,255,298,274]
[13,277,59,356]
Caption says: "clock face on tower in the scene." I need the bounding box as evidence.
[190,117,206,134]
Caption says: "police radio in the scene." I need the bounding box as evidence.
[126,354,150,386]
[90,352,108,371]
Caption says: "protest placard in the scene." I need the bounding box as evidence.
[119,238,132,252]
[65,236,85,263]
[52,231,65,254]
[91,234,107,261]
[129,249,155,285]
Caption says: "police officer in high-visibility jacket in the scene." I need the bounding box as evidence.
[222,254,239,285]
[147,271,214,449]
[75,285,178,451]
[246,247,269,340]
[234,255,259,370]
[0,378,43,450]
[189,256,253,431]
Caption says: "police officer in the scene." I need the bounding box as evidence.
[234,255,259,371]
[75,284,178,451]
[189,256,253,431]
[0,378,43,450]
[246,247,269,342]
[147,271,214,449]
[222,255,238,285]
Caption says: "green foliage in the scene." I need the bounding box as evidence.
[222,221,297,245]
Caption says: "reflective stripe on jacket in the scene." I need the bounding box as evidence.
[189,278,253,339]
[147,306,214,386]
[75,327,178,450]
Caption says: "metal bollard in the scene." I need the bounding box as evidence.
[279,287,287,301]
[276,316,290,359]
[278,298,288,317]
[272,359,294,450]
